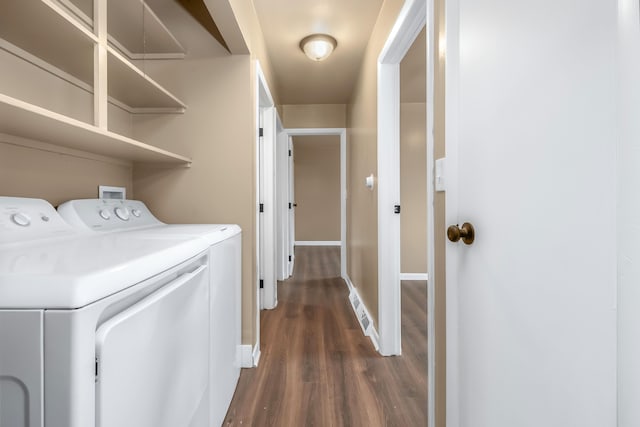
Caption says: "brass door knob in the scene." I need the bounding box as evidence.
[447,222,475,245]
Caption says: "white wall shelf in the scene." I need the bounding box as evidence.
[107,0,186,59]
[107,47,186,112]
[0,0,96,86]
[1,0,185,112]
[57,0,93,24]
[0,0,189,165]
[58,0,185,59]
[0,94,191,165]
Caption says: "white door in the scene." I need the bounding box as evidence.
[258,109,265,309]
[445,0,618,426]
[288,136,295,276]
[617,1,640,426]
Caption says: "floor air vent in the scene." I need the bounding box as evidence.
[349,289,372,337]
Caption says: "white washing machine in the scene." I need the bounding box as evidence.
[57,198,242,427]
[0,197,212,427]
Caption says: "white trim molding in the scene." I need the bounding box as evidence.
[239,343,261,368]
[239,345,253,368]
[400,273,429,281]
[252,342,261,367]
[295,241,341,246]
[377,0,427,358]
[254,60,275,362]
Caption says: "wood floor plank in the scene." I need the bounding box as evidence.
[224,246,427,426]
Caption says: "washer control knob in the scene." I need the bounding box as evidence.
[131,208,141,218]
[11,212,31,227]
[114,207,130,221]
[99,209,111,220]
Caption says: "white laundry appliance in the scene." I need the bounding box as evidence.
[0,196,212,427]
[57,198,242,427]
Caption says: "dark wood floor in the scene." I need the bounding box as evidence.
[224,246,427,426]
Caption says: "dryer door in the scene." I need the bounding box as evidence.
[95,264,209,427]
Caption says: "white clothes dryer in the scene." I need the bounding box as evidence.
[57,198,242,427]
[0,197,211,427]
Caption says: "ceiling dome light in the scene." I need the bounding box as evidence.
[299,34,337,62]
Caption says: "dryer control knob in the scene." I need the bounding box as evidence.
[114,207,130,221]
[131,208,141,218]
[11,212,31,227]
[99,209,111,220]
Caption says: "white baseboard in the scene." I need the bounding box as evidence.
[240,342,261,367]
[252,342,261,366]
[295,241,341,246]
[368,324,380,350]
[400,273,429,281]
[343,273,355,291]
[239,345,253,368]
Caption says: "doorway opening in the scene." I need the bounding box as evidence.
[281,128,347,280]
[292,134,341,248]
[377,0,435,426]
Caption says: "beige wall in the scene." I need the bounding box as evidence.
[0,49,93,125]
[0,138,132,206]
[129,1,258,346]
[293,135,341,242]
[227,0,278,103]
[400,102,427,273]
[281,104,346,128]
[346,0,404,325]
[400,27,427,274]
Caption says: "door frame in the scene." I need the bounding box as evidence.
[255,62,276,366]
[377,0,435,426]
[283,128,347,279]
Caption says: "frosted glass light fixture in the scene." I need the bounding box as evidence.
[299,34,337,61]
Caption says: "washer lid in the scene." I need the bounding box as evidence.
[124,224,242,245]
[0,233,208,309]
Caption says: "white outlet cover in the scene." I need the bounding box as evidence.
[365,174,375,190]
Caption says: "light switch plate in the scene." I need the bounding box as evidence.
[435,157,446,192]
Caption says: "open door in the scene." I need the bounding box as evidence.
[288,135,295,276]
[444,0,617,425]
[275,117,290,281]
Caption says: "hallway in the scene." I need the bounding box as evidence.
[224,246,427,426]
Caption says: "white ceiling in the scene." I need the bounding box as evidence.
[253,0,384,105]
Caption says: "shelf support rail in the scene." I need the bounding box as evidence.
[94,0,108,129]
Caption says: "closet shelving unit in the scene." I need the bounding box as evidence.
[0,0,191,165]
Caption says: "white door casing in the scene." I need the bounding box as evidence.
[254,61,276,364]
[445,0,618,425]
[377,0,427,357]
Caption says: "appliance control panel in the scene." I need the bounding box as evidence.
[0,197,76,244]
[57,199,164,232]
